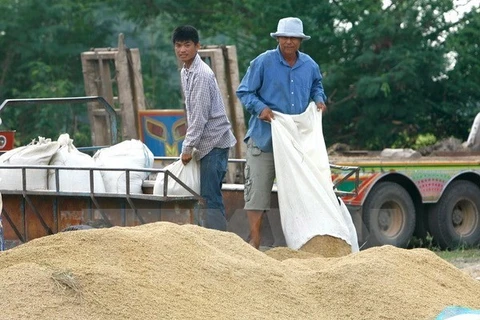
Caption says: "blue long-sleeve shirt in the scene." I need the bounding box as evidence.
[236,46,326,152]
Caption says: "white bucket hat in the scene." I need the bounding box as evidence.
[270,17,311,40]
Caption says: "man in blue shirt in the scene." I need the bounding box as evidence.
[236,17,327,249]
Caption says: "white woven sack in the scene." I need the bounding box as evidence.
[93,139,154,194]
[153,159,200,196]
[271,102,359,251]
[48,134,106,193]
[466,112,480,150]
[0,137,60,190]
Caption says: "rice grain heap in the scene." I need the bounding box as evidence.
[0,222,479,320]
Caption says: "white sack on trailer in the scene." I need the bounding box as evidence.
[271,102,359,252]
[93,139,154,194]
[0,137,60,190]
[48,133,106,193]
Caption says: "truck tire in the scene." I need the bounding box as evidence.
[428,180,480,249]
[362,181,416,248]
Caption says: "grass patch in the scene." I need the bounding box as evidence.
[435,248,480,261]
[409,234,480,263]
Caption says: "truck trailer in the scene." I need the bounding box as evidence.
[330,152,480,250]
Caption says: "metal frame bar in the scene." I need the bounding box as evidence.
[330,164,361,196]
[0,96,118,145]
[1,207,25,243]
[155,156,360,197]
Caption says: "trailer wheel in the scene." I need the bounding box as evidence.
[428,180,480,249]
[362,182,416,248]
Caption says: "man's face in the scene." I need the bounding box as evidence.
[174,40,199,64]
[277,36,302,55]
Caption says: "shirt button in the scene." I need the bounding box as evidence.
[291,92,294,94]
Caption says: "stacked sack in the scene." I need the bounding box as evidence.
[0,134,154,195]
[93,139,154,194]
[48,133,105,193]
[0,137,60,190]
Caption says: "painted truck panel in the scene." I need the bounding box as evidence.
[332,157,480,206]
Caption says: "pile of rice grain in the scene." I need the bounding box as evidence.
[0,222,479,320]
[299,234,352,257]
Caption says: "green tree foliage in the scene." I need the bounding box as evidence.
[443,7,480,139]
[0,0,114,145]
[112,0,478,149]
[320,0,459,149]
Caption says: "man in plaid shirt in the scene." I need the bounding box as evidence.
[172,25,237,231]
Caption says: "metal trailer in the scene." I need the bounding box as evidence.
[0,164,201,250]
[0,160,359,251]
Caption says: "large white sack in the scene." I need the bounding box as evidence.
[153,159,200,196]
[465,112,480,150]
[93,139,154,194]
[48,133,106,193]
[0,137,60,190]
[271,102,359,252]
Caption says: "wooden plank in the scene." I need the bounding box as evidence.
[129,49,146,139]
[98,59,115,107]
[81,51,117,60]
[224,45,247,160]
[81,34,146,143]
[81,53,111,145]
[129,49,146,112]
[115,34,138,140]
[199,48,232,119]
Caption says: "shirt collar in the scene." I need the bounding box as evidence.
[275,45,304,68]
[183,53,201,72]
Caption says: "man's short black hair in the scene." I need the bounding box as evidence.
[172,25,199,44]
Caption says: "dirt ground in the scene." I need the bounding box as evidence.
[448,258,480,280]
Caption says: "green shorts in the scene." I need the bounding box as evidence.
[244,139,276,211]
